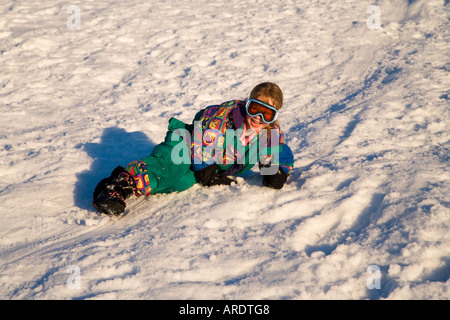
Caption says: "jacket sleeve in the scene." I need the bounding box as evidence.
[189,101,239,172]
[190,108,209,172]
[278,143,294,175]
[259,143,294,176]
[258,125,294,176]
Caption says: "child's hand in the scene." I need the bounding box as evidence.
[195,165,235,187]
[262,168,288,189]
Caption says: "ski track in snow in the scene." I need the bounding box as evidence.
[0,0,449,299]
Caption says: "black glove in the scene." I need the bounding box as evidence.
[195,164,235,187]
[263,168,288,189]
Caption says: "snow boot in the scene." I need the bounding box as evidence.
[92,166,136,216]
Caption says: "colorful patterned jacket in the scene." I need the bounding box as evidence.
[188,100,294,176]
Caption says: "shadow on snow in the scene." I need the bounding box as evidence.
[74,127,156,211]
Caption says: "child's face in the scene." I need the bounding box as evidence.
[245,95,274,130]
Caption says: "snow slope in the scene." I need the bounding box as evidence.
[0,0,449,299]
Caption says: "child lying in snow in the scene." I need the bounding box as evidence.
[92,82,294,216]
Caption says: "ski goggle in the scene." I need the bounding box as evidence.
[245,99,279,124]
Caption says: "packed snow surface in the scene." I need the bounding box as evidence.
[1,0,449,299]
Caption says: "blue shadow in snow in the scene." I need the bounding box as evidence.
[74,127,156,211]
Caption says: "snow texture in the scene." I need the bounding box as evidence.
[0,0,449,300]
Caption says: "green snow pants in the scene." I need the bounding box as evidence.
[125,117,197,195]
